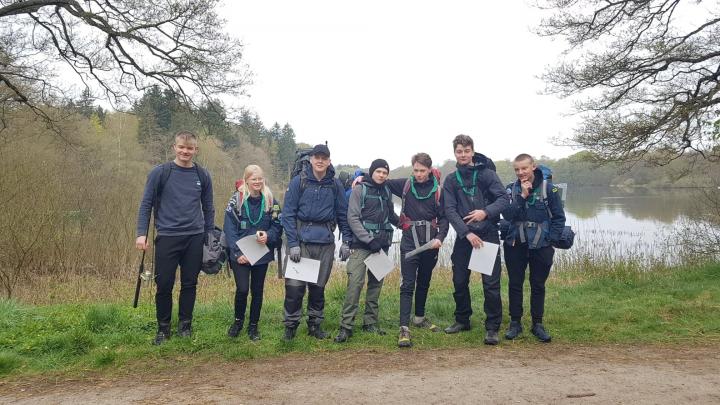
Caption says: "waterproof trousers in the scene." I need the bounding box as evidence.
[283,242,335,328]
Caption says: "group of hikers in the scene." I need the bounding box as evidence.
[135,132,568,347]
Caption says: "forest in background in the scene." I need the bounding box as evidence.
[1,85,717,299]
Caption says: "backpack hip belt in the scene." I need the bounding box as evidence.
[401,219,437,250]
[298,219,337,232]
[515,220,545,248]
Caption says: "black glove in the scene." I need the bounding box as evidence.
[289,246,301,263]
[339,242,352,261]
[367,238,383,253]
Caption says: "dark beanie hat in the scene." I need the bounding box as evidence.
[369,159,390,176]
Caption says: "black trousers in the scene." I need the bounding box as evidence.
[230,261,268,324]
[504,244,554,323]
[450,233,502,331]
[154,233,203,325]
[399,249,438,327]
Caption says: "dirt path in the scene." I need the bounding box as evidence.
[1,344,719,404]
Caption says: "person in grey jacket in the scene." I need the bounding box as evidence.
[335,159,399,343]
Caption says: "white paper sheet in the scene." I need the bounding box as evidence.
[235,235,270,265]
[284,258,321,283]
[363,251,395,281]
[468,242,500,275]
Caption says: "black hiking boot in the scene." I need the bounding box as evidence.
[228,319,244,338]
[444,322,471,334]
[504,321,523,340]
[248,323,260,341]
[398,326,412,348]
[177,320,192,338]
[531,323,552,343]
[362,324,387,335]
[334,328,353,343]
[153,323,171,346]
[307,323,329,339]
[484,330,500,345]
[282,326,297,342]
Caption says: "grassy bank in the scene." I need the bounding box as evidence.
[1,262,718,378]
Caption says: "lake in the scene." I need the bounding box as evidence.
[381,186,701,267]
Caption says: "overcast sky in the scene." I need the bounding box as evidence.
[221,1,578,169]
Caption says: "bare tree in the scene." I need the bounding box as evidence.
[537,0,720,166]
[0,0,248,133]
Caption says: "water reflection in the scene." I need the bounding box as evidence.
[339,187,701,267]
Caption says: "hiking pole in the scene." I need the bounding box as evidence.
[133,249,146,308]
[276,244,284,279]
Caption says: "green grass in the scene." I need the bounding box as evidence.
[1,263,718,378]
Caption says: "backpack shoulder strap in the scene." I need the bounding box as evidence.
[299,170,308,193]
[155,162,174,203]
[541,179,553,219]
[360,183,368,210]
[400,178,411,214]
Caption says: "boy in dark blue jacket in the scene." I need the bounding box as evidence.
[281,144,353,340]
[224,165,282,341]
[502,154,566,343]
[135,131,214,345]
[443,134,509,345]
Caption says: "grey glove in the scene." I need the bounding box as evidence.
[339,242,351,261]
[288,246,301,263]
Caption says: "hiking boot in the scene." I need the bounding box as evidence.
[228,319,244,338]
[178,320,192,338]
[248,323,260,341]
[484,330,500,345]
[412,317,440,332]
[334,328,353,343]
[282,326,297,341]
[398,326,412,348]
[444,322,471,334]
[504,321,523,340]
[362,324,387,335]
[307,324,329,339]
[531,323,552,343]
[153,324,171,346]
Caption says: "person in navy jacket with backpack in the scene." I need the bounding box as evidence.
[502,154,566,343]
[281,144,353,341]
[224,164,282,341]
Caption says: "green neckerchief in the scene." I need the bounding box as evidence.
[244,195,266,226]
[455,169,477,196]
[410,176,438,200]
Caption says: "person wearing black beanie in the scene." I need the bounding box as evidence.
[335,158,398,343]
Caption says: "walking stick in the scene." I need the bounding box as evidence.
[133,249,146,308]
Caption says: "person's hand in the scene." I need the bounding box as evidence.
[520,180,532,199]
[289,246,302,263]
[466,233,484,248]
[367,238,383,253]
[135,236,149,251]
[430,239,442,250]
[256,231,268,245]
[463,209,487,224]
[339,242,352,261]
[238,255,249,264]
